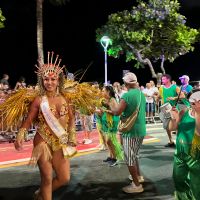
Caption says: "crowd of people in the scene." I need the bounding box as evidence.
[1,58,200,199]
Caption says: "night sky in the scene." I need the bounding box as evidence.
[0,0,200,88]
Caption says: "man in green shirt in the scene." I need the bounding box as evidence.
[109,72,146,194]
[159,74,185,147]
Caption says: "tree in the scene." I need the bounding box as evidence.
[96,0,199,83]
[36,0,68,63]
[0,9,6,29]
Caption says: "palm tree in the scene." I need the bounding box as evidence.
[0,8,6,29]
[36,0,68,63]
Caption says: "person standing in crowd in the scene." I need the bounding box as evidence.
[14,52,77,200]
[168,89,200,199]
[113,81,126,102]
[109,72,146,193]
[142,83,155,123]
[149,80,159,94]
[0,74,10,90]
[177,75,193,110]
[159,74,185,147]
[14,76,26,90]
[81,113,93,144]
[179,75,193,95]
[149,80,159,114]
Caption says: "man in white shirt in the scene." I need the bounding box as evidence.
[142,83,155,123]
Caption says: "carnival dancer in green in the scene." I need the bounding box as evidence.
[96,85,123,167]
[159,74,185,147]
[168,89,200,200]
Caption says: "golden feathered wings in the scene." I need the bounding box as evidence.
[0,80,102,128]
[0,89,39,129]
[62,79,103,114]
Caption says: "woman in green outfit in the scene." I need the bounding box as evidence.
[168,89,200,200]
[97,85,123,167]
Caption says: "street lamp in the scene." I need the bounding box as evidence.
[100,36,111,85]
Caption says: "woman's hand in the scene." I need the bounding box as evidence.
[14,139,23,151]
[95,108,103,115]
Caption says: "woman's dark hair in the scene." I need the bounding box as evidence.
[104,85,116,98]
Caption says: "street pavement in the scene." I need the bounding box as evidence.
[0,123,176,200]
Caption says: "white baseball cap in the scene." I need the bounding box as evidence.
[179,75,190,81]
[189,91,200,103]
[122,72,137,84]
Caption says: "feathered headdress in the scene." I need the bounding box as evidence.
[35,51,65,78]
[35,51,65,94]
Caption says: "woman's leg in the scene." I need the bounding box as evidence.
[188,157,200,199]
[173,154,192,199]
[52,149,70,191]
[106,138,116,158]
[37,157,53,200]
[33,133,53,200]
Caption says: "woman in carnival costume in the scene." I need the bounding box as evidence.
[168,89,200,200]
[97,85,123,167]
[0,52,101,200]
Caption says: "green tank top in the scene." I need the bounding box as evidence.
[176,110,195,154]
[121,88,146,137]
[160,84,177,106]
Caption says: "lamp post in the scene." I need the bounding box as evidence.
[100,36,111,85]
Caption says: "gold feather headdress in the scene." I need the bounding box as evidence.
[35,51,65,94]
[35,51,65,78]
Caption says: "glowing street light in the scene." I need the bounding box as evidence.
[100,36,111,85]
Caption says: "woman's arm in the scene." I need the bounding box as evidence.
[21,97,40,129]
[14,96,40,150]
